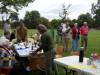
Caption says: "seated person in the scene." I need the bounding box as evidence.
[0,36,14,67]
[1,31,11,40]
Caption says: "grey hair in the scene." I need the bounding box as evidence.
[37,24,48,33]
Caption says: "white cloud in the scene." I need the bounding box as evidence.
[17,0,97,20]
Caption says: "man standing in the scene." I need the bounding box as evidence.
[57,23,63,43]
[35,24,55,75]
[62,22,71,51]
[80,22,89,50]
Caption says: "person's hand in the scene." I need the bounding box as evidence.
[30,50,37,56]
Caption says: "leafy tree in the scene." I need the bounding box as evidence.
[78,13,93,27]
[91,0,100,27]
[40,17,49,28]
[50,19,62,29]
[0,0,34,27]
[9,12,19,22]
[24,11,40,29]
[0,0,34,13]
[59,4,71,21]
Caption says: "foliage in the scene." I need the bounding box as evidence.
[0,0,34,13]
[9,12,19,22]
[24,11,40,29]
[50,4,72,29]
[40,17,49,28]
[91,0,100,27]
[78,13,94,27]
[59,4,71,21]
[50,19,62,28]
[0,0,34,22]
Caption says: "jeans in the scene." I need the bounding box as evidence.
[72,38,78,51]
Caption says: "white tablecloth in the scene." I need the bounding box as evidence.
[54,56,100,75]
[14,42,38,57]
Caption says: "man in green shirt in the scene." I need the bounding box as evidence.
[35,24,55,75]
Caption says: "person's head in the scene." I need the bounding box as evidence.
[20,21,25,26]
[0,37,10,47]
[5,19,10,24]
[61,23,63,26]
[66,22,69,25]
[4,32,10,40]
[83,22,87,26]
[74,23,78,27]
[37,24,48,34]
[19,21,25,27]
[64,22,69,27]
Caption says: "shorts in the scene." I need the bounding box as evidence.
[81,35,88,42]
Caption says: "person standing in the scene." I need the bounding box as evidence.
[10,30,16,42]
[57,23,63,43]
[80,22,89,50]
[3,20,11,33]
[62,22,71,51]
[16,21,28,42]
[3,20,11,40]
[72,23,80,51]
[34,24,55,75]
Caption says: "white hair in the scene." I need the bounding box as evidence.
[83,22,87,24]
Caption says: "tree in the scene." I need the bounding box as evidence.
[0,0,34,13]
[78,13,93,27]
[0,0,34,21]
[59,3,71,21]
[91,0,100,27]
[9,12,19,22]
[50,19,62,29]
[40,17,49,28]
[24,11,40,29]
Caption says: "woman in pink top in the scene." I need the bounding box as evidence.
[72,23,79,51]
[80,22,89,50]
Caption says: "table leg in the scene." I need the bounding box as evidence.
[54,64,59,75]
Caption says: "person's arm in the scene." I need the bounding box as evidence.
[34,35,46,53]
[66,27,71,33]
[25,27,28,41]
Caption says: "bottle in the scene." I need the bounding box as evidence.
[87,57,93,65]
[31,43,34,50]
[79,47,84,62]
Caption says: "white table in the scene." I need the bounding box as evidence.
[54,56,100,75]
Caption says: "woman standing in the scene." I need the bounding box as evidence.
[16,21,27,42]
[72,23,79,51]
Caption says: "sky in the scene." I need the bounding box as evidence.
[0,0,97,21]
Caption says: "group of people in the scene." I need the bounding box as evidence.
[0,19,55,75]
[0,19,89,74]
[57,21,89,51]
